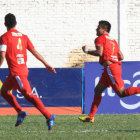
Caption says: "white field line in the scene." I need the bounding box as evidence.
[0,129,137,134]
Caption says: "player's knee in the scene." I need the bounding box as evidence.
[116,91,126,98]
[94,88,102,95]
[0,87,7,95]
[116,87,126,98]
[20,88,31,97]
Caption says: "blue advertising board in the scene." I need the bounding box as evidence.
[0,68,83,108]
[84,61,140,114]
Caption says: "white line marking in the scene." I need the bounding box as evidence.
[0,129,138,134]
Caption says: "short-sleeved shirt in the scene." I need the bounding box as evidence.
[0,29,34,76]
[95,33,121,65]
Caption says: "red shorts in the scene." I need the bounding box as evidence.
[99,63,124,92]
[2,75,32,95]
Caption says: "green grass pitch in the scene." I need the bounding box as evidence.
[0,114,140,140]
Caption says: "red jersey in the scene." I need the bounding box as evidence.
[95,33,121,65]
[0,29,34,76]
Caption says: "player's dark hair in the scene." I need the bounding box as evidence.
[99,20,111,33]
[5,13,17,29]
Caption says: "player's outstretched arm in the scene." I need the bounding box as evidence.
[29,48,56,74]
[82,45,103,56]
[0,52,6,67]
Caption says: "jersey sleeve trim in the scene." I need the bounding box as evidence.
[0,44,7,52]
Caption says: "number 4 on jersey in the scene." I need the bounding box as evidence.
[17,38,22,52]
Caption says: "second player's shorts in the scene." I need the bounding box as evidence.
[99,63,124,92]
[2,75,32,96]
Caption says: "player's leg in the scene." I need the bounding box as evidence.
[23,93,52,119]
[124,87,140,96]
[89,83,107,118]
[0,75,22,113]
[106,63,126,98]
[0,75,27,127]
[16,75,55,130]
[116,86,140,98]
[79,83,107,123]
[107,64,140,97]
[79,68,108,123]
[23,93,55,130]
[15,75,51,118]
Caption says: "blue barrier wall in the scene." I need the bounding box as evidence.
[1,62,140,115]
[84,61,140,114]
[0,68,83,108]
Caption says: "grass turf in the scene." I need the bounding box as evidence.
[0,114,140,140]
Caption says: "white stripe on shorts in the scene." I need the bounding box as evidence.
[15,76,23,89]
[107,66,115,85]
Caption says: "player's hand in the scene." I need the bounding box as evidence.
[46,66,56,74]
[82,45,88,53]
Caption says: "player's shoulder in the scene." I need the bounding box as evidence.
[106,35,118,45]
[103,33,115,41]
[1,32,8,38]
[22,34,30,42]
[0,32,9,43]
[21,33,28,38]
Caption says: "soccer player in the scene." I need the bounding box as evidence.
[0,13,56,130]
[79,20,140,123]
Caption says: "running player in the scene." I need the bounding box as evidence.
[0,13,56,130]
[79,20,140,123]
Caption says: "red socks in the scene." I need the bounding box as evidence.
[88,87,140,118]
[124,87,140,96]
[1,91,51,119]
[25,94,52,119]
[89,94,102,118]
[1,91,22,112]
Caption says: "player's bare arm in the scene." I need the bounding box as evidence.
[118,50,124,61]
[29,48,56,74]
[0,52,6,67]
[82,45,103,56]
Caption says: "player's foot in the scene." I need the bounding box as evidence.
[47,114,56,130]
[78,115,94,123]
[15,111,27,127]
